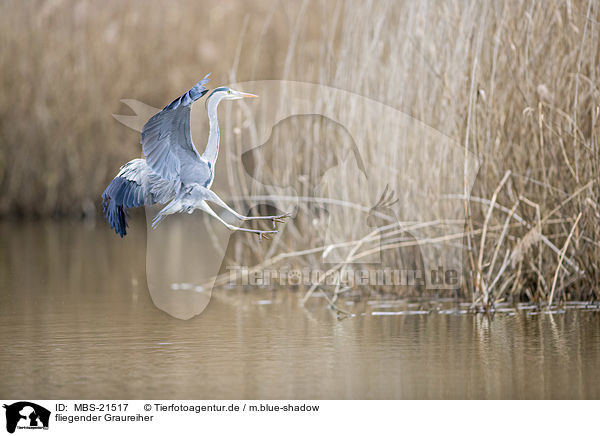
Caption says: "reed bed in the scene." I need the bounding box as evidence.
[0,0,598,306]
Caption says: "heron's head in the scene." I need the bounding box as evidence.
[206,87,258,104]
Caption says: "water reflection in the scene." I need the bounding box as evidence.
[1,221,599,399]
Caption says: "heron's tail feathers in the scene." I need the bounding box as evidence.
[102,175,145,237]
[151,199,183,229]
[151,213,165,229]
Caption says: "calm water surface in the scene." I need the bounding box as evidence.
[1,221,599,399]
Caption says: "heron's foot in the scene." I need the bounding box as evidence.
[240,212,292,228]
[256,229,277,241]
[270,212,292,228]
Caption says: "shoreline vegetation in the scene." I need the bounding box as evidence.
[1,1,598,307]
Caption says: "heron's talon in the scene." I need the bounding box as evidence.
[271,212,292,228]
[256,229,277,240]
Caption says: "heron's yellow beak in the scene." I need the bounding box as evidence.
[239,92,258,98]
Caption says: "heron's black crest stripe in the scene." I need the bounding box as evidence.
[208,87,229,99]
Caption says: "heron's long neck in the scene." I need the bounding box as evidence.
[203,98,220,165]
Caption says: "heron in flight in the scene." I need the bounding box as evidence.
[102,73,289,238]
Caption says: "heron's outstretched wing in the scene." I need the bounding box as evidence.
[117,158,178,205]
[102,158,180,237]
[141,73,211,182]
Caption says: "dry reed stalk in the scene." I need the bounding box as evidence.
[486,199,520,284]
[548,212,583,305]
[476,170,511,295]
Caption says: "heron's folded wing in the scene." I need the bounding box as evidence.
[141,73,211,182]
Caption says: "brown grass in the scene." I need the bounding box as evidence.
[0,0,598,305]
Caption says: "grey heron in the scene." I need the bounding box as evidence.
[102,73,289,238]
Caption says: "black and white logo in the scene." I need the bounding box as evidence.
[3,402,50,434]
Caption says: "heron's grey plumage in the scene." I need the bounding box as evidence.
[141,73,211,183]
[152,182,229,227]
[117,159,177,205]
[102,74,287,238]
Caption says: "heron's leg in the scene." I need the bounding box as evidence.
[203,189,291,224]
[198,201,277,239]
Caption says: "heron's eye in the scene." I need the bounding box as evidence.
[227,90,232,94]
